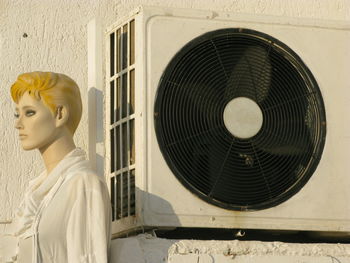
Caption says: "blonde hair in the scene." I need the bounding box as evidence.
[11,71,82,134]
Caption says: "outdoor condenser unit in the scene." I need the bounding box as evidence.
[105,6,350,237]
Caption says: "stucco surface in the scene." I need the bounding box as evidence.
[0,0,349,230]
[111,234,350,263]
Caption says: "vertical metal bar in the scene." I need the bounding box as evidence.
[122,172,128,217]
[110,128,115,173]
[127,22,130,119]
[110,81,114,124]
[116,174,119,220]
[117,28,121,73]
[127,121,131,216]
[116,174,121,220]
[114,27,119,220]
[122,122,128,168]
[121,73,128,119]
[127,21,131,217]
[118,124,122,172]
[116,77,120,122]
[130,69,135,115]
[117,26,121,220]
[130,169,135,216]
[110,177,115,221]
[130,119,135,165]
[130,19,135,66]
[122,24,128,70]
[110,32,115,77]
[114,28,117,75]
[120,171,123,219]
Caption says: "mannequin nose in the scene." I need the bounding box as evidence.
[15,118,23,129]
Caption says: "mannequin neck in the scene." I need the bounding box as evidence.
[39,129,76,174]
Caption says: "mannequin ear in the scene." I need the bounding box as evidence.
[55,105,69,128]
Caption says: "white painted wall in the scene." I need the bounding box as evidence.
[0,0,349,237]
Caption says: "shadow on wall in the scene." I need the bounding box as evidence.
[88,87,105,176]
[110,189,181,263]
[95,87,105,176]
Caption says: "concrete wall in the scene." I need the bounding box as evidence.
[0,0,349,251]
[1,0,349,223]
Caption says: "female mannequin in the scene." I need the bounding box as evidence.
[4,72,111,262]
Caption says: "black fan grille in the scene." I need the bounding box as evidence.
[154,28,326,211]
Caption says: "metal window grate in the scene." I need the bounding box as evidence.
[109,19,136,221]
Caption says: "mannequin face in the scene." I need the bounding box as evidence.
[15,92,60,151]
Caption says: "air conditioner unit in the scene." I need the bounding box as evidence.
[105,6,350,237]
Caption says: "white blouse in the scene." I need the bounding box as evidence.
[1,148,111,263]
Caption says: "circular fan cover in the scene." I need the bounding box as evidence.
[154,28,326,211]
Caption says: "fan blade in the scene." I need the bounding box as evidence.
[226,45,272,103]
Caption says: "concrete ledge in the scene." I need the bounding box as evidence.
[110,234,350,263]
[168,255,349,263]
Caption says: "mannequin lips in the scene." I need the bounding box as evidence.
[19,134,27,139]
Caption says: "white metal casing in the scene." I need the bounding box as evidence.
[106,6,350,236]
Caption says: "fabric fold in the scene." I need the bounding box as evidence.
[4,148,89,262]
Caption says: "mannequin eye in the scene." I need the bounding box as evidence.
[25,110,36,117]
[14,113,20,118]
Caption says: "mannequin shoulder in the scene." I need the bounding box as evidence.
[64,168,109,194]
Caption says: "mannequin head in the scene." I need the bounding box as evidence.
[11,71,82,135]
[11,72,82,152]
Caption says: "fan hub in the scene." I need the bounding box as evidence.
[223,97,263,139]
